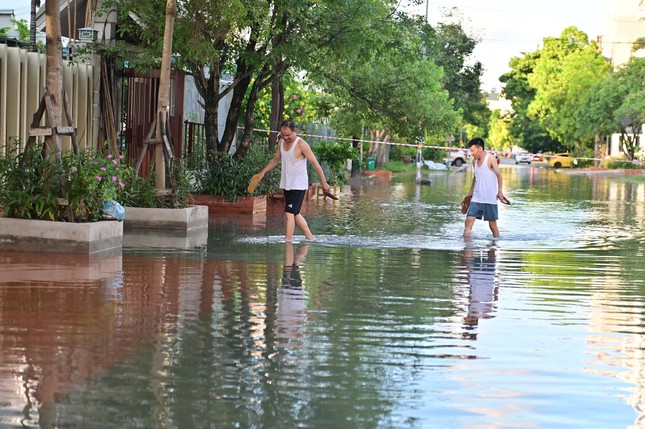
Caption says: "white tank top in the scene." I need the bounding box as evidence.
[280,137,309,190]
[472,154,498,204]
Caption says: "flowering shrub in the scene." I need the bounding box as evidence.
[63,146,129,221]
[1,142,194,222]
[0,143,132,222]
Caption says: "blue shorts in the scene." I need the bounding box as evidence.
[467,202,498,221]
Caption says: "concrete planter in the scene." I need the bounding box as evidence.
[193,195,267,214]
[0,217,123,254]
[124,205,209,231]
[123,228,208,250]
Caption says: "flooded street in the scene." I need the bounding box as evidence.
[1,165,645,428]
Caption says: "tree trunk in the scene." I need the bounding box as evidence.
[368,129,389,167]
[268,72,284,151]
[45,0,63,154]
[219,67,251,154]
[30,0,39,52]
[203,71,220,162]
[235,76,265,159]
[155,0,176,190]
[593,133,604,167]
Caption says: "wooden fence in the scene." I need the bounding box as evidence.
[0,44,98,155]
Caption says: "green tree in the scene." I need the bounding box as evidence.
[576,58,645,161]
[526,26,610,148]
[11,19,29,42]
[311,12,459,164]
[487,110,513,151]
[500,52,560,153]
[423,21,490,135]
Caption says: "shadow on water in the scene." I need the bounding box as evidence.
[1,167,644,428]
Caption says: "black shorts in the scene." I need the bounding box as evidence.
[283,189,307,215]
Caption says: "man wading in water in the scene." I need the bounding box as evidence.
[463,137,509,238]
[256,120,332,242]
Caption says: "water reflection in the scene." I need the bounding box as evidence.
[276,243,309,343]
[0,169,644,428]
[461,245,499,340]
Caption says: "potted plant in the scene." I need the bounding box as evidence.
[192,145,280,213]
[0,143,127,253]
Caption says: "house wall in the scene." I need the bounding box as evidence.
[183,75,234,140]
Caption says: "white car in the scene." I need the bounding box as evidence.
[515,152,532,165]
[445,149,469,167]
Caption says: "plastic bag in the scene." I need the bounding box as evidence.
[101,200,126,221]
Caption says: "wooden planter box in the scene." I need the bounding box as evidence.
[192,194,267,214]
[0,217,123,254]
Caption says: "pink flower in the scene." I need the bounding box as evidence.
[119,182,125,189]
[118,154,124,159]
[112,176,117,181]
[96,176,102,181]
[84,148,90,153]
[293,95,297,100]
[107,154,113,159]
[113,160,118,164]
[297,107,303,114]
[101,167,107,171]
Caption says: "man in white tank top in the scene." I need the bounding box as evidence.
[463,137,508,238]
[257,120,332,241]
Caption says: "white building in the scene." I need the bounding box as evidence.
[600,0,645,159]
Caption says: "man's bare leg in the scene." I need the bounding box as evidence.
[295,214,315,240]
[489,220,500,238]
[285,213,296,241]
[463,216,476,238]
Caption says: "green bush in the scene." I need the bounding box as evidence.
[312,139,358,186]
[194,145,280,200]
[574,159,594,168]
[0,143,132,222]
[0,144,62,220]
[381,160,416,172]
[600,159,644,169]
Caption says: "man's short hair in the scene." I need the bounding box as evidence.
[280,120,296,131]
[467,137,485,149]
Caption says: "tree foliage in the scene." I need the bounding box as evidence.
[526,27,610,146]
[576,57,645,160]
[501,27,611,153]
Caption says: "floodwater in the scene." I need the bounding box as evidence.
[1,165,645,428]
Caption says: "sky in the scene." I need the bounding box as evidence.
[1,0,605,91]
[407,0,605,91]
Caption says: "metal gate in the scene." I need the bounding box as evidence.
[121,69,184,174]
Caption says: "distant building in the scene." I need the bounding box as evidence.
[599,0,645,159]
[600,0,645,67]
[485,89,513,115]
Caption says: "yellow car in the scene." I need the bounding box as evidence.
[549,153,577,168]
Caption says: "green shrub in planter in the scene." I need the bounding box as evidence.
[0,143,131,222]
[194,145,280,200]
[312,140,358,186]
[119,158,195,209]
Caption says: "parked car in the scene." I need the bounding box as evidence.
[445,149,468,167]
[549,153,577,168]
[515,152,532,165]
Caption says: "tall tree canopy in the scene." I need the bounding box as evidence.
[102,0,487,161]
[576,57,645,160]
[501,26,610,153]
